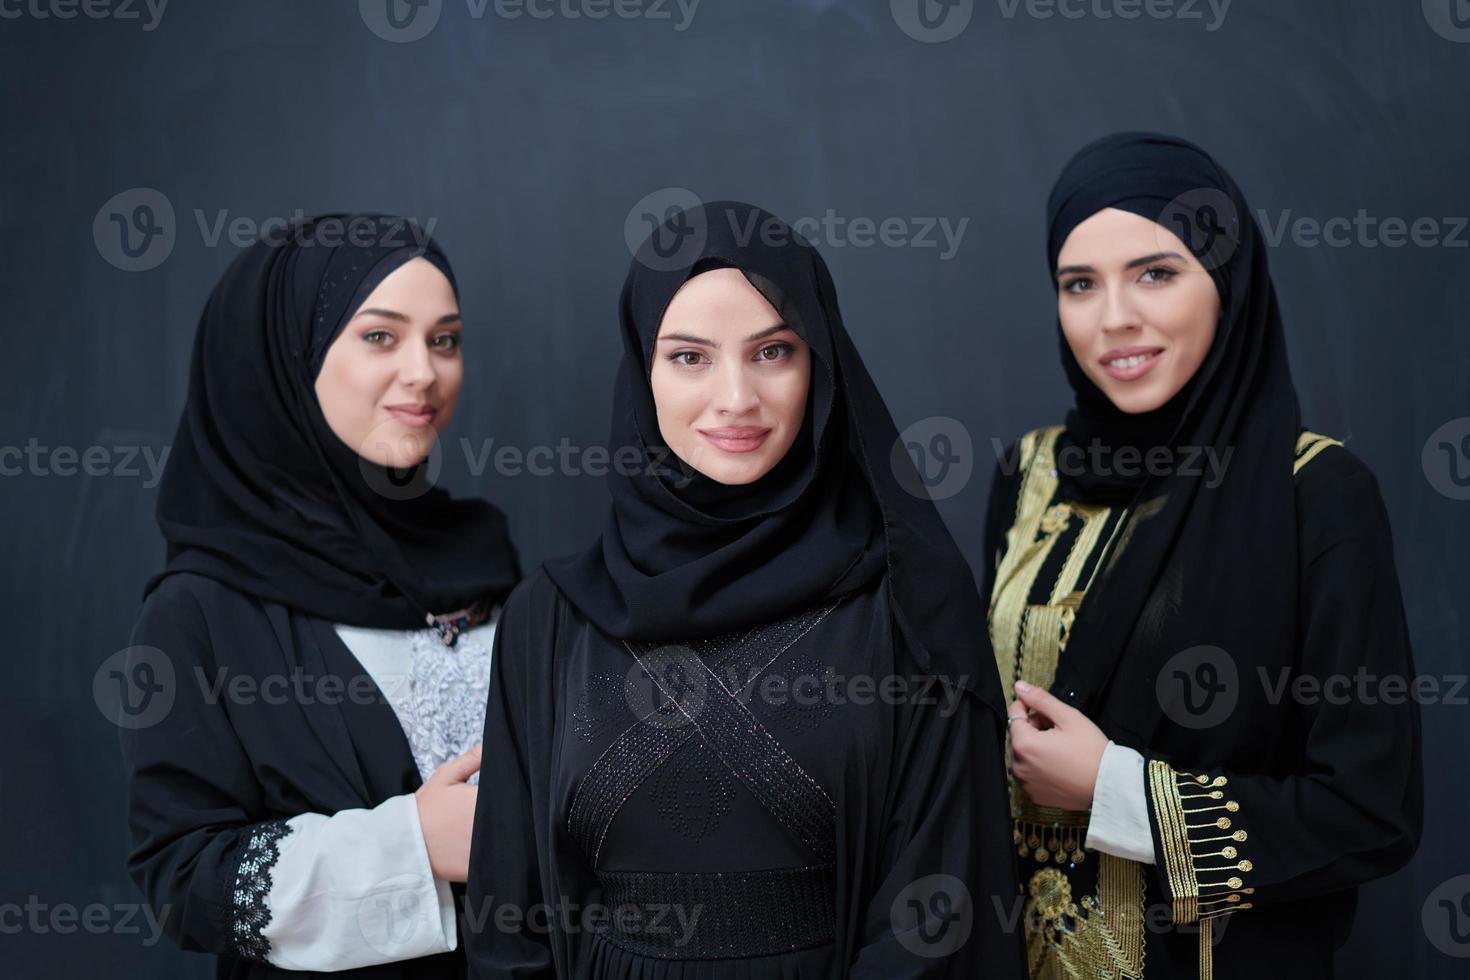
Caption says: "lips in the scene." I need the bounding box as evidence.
[386,403,437,427]
[1100,346,1164,382]
[698,426,772,454]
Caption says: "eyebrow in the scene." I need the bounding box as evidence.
[1055,251,1187,277]
[351,308,462,325]
[657,323,792,347]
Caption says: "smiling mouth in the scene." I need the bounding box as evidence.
[1100,348,1164,380]
[386,405,437,427]
[698,426,772,454]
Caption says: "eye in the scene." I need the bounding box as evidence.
[754,342,795,362]
[362,329,394,347]
[1140,265,1178,284]
[1061,276,1093,295]
[431,332,461,352]
[668,350,707,368]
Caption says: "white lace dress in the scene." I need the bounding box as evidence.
[248,615,498,971]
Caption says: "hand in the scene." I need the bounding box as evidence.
[414,743,481,882]
[1007,681,1109,811]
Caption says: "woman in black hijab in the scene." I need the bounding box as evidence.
[465,201,1025,978]
[121,214,520,978]
[984,133,1422,979]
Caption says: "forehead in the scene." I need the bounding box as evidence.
[657,267,783,335]
[1057,207,1190,266]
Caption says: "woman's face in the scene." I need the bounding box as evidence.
[650,267,812,486]
[314,257,463,467]
[1056,207,1220,414]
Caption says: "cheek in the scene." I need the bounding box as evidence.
[435,359,465,415]
[316,355,375,432]
[772,367,810,429]
[649,367,700,440]
[1157,291,1219,377]
[1058,306,1095,363]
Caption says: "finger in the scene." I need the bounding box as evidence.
[1007,695,1042,738]
[1007,698,1029,723]
[1007,717,1041,756]
[1014,681,1073,729]
[433,744,484,784]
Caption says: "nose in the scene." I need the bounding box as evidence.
[1099,280,1141,335]
[711,359,759,417]
[397,338,436,390]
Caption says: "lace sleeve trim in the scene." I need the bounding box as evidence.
[226,819,294,962]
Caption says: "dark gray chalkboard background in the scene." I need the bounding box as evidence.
[2,1,1466,976]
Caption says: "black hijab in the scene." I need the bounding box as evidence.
[1040,133,1304,730]
[148,214,520,628]
[546,201,1005,714]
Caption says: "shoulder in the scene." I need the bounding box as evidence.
[1291,430,1377,496]
[130,573,267,668]
[500,567,562,622]
[494,567,569,655]
[1291,431,1394,560]
[134,572,260,634]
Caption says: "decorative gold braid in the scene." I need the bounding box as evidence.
[1098,852,1146,978]
[1147,759,1199,924]
[990,427,1066,703]
[1147,763,1256,980]
[991,427,1148,980]
[1293,430,1342,476]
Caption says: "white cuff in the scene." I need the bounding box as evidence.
[262,793,457,971]
[1085,741,1157,865]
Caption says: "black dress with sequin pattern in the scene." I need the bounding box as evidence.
[465,569,1025,979]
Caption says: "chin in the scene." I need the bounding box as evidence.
[682,451,778,487]
[1087,373,1165,415]
[703,462,768,486]
[1109,393,1154,414]
[380,433,437,467]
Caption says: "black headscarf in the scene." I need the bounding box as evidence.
[546,201,1005,714]
[148,214,520,628]
[1040,133,1304,730]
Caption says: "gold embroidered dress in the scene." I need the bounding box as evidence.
[987,426,1405,979]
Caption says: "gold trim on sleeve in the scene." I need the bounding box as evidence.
[1293,430,1342,476]
[1147,761,1256,980]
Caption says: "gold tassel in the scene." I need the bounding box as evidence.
[1198,916,1213,980]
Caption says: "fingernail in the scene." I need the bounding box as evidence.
[1015,680,1031,692]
